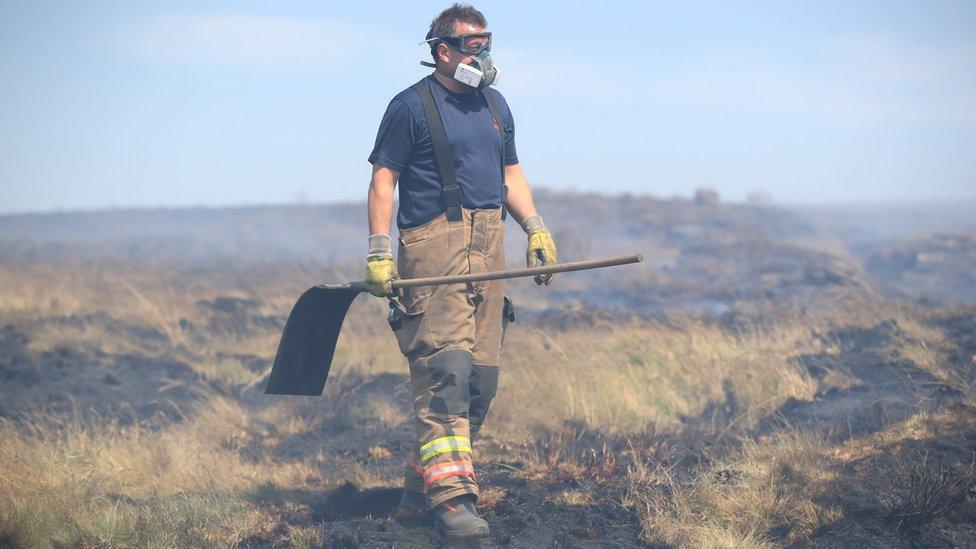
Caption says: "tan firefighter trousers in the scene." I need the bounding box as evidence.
[387,206,512,507]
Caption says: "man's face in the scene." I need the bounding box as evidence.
[437,21,489,80]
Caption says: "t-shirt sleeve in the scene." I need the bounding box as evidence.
[501,97,519,165]
[367,98,415,172]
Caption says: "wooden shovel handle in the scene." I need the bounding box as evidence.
[391,253,642,289]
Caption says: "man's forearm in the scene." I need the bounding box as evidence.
[503,164,538,225]
[368,184,395,236]
[368,165,399,236]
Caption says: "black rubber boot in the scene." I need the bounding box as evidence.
[433,494,490,540]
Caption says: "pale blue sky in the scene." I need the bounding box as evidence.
[1,1,974,214]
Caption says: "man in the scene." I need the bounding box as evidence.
[365,3,557,540]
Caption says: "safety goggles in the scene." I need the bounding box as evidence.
[426,32,492,56]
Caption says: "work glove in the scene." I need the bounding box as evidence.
[365,234,399,297]
[521,214,557,285]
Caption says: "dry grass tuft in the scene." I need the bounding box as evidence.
[878,452,975,537]
[491,315,822,435]
[0,397,336,546]
[621,429,840,546]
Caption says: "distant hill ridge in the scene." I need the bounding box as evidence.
[0,189,823,261]
[2,189,973,309]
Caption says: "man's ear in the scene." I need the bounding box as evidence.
[437,42,451,65]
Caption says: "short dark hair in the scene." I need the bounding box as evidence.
[427,3,488,59]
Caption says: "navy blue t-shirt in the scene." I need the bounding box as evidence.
[368,74,518,230]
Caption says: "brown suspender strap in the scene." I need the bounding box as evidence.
[481,89,509,220]
[411,78,462,221]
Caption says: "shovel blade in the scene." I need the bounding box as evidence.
[264,285,362,396]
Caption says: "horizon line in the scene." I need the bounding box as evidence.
[2,190,976,218]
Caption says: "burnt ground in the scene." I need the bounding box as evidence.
[2,298,975,546]
[2,195,976,546]
[221,311,976,548]
[0,315,201,427]
[2,305,976,546]
[863,232,976,305]
[235,368,650,548]
[0,298,280,428]
[763,318,967,439]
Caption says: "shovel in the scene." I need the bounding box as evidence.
[264,253,643,396]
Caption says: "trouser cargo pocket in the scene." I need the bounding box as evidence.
[388,291,431,359]
[387,284,431,329]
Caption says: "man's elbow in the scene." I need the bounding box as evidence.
[369,178,396,201]
[370,165,399,195]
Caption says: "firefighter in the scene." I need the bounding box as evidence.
[364,3,557,540]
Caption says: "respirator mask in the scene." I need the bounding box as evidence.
[420,32,500,88]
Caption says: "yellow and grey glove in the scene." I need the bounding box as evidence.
[521,214,557,285]
[365,234,399,297]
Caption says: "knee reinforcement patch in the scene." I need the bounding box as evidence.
[468,364,500,430]
[426,349,474,415]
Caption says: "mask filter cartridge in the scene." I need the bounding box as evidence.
[452,50,500,88]
[453,62,484,87]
